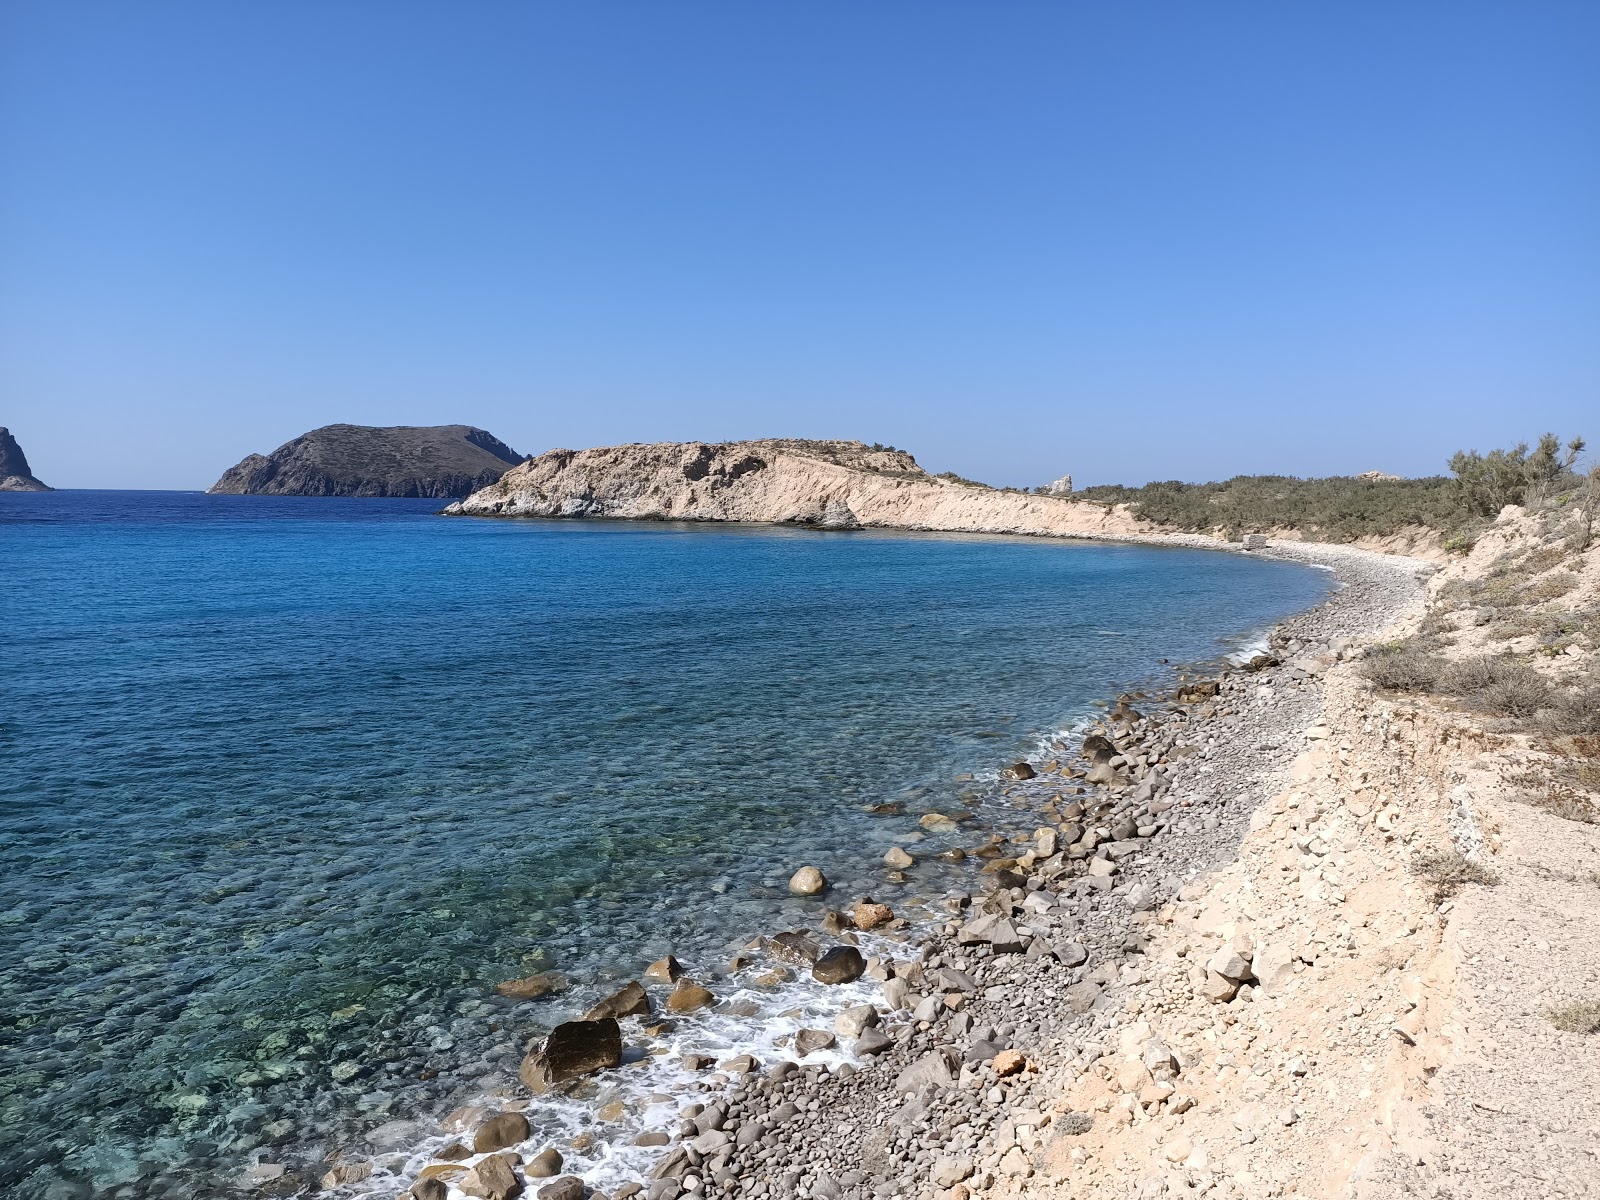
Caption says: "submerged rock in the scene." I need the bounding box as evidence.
[495,972,567,1001]
[581,981,651,1022]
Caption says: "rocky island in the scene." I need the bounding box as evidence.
[208,423,525,498]
[445,439,1141,538]
[0,427,51,491]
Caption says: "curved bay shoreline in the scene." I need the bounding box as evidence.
[293,536,1431,1200]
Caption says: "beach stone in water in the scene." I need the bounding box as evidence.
[666,981,714,1013]
[852,898,894,931]
[474,1112,531,1154]
[582,981,652,1022]
[460,1153,524,1200]
[412,1179,449,1200]
[882,846,915,869]
[495,972,568,1000]
[519,1019,622,1093]
[763,931,821,965]
[812,946,865,985]
[526,1148,564,1178]
[538,1178,585,1200]
[788,866,827,896]
[643,956,684,984]
[794,1028,836,1055]
[835,1004,879,1038]
[1002,762,1037,780]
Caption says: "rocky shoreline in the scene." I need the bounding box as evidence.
[311,539,1430,1200]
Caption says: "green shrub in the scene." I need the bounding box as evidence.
[1449,434,1585,517]
[1075,432,1585,541]
[1076,474,1468,541]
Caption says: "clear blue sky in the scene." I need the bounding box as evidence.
[2,2,1596,490]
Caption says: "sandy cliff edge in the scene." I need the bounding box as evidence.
[444,439,1148,540]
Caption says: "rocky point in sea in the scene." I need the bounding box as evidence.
[0,426,51,491]
[295,540,1427,1200]
[207,423,526,498]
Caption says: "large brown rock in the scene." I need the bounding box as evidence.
[518,1019,622,1094]
[812,946,866,985]
[460,1153,523,1200]
[473,1112,530,1154]
[666,981,714,1013]
[581,981,651,1022]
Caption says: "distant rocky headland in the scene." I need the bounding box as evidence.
[445,439,1142,538]
[208,424,525,498]
[0,427,51,491]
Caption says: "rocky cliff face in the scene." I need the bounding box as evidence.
[0,427,51,491]
[208,424,524,498]
[445,439,1142,538]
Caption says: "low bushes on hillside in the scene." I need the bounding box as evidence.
[1075,474,1463,542]
[1361,643,1444,692]
[1076,431,1589,543]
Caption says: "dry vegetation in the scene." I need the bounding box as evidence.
[1412,849,1500,903]
[1078,432,1595,546]
[1546,1000,1600,1035]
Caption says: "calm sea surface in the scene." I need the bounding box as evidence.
[0,491,1330,1197]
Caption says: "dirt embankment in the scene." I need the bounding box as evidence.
[1033,507,1600,1199]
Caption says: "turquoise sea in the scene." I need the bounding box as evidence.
[0,491,1331,1197]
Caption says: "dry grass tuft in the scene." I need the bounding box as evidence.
[1547,1000,1600,1034]
[1361,643,1443,692]
[1521,782,1600,824]
[1537,686,1600,735]
[1412,850,1499,903]
[1437,655,1552,718]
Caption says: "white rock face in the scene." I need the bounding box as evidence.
[446,440,1142,539]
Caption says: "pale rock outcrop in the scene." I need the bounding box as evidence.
[446,440,1141,539]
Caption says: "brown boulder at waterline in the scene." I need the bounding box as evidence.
[517,1019,622,1094]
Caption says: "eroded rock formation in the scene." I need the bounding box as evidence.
[446,439,1139,538]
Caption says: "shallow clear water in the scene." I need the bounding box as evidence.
[0,491,1329,1197]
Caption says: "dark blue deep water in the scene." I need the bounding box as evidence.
[0,491,1330,1197]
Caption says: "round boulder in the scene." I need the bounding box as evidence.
[812,945,866,985]
[472,1112,530,1154]
[788,866,828,896]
